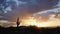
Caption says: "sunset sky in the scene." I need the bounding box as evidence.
[0,0,60,27]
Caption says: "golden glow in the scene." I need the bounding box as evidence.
[20,16,47,27]
[20,17,37,26]
[36,22,49,27]
[20,14,60,27]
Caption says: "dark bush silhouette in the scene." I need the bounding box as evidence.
[0,26,60,34]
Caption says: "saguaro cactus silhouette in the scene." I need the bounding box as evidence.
[16,17,20,27]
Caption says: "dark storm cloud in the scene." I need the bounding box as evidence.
[0,0,59,22]
[18,0,59,13]
[0,0,5,4]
